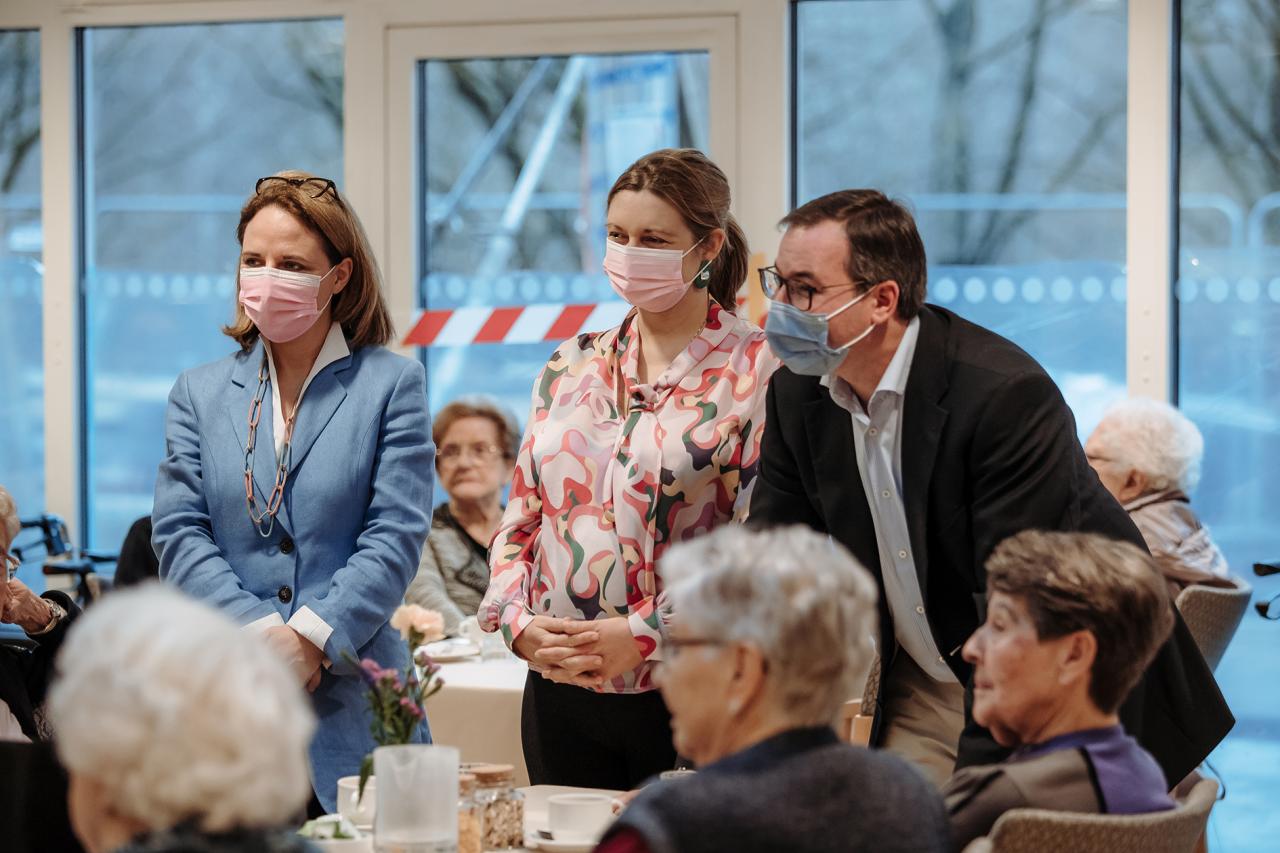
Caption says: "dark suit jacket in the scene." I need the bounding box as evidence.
[0,590,80,740]
[750,304,1233,785]
[604,727,950,853]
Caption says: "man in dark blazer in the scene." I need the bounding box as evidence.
[750,189,1232,788]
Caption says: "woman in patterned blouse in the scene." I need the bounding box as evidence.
[478,149,780,789]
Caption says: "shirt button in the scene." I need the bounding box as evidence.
[916,605,925,615]
[898,549,908,559]
[280,537,295,555]
[881,489,891,499]
[868,427,878,436]
[278,585,293,604]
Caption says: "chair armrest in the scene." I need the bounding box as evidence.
[42,557,98,577]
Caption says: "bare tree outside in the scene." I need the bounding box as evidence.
[0,31,39,196]
[798,0,1127,266]
[1181,0,1280,248]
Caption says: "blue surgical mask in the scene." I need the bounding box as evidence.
[764,287,875,376]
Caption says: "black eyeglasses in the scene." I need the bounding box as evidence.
[437,442,505,464]
[255,175,340,201]
[758,266,869,312]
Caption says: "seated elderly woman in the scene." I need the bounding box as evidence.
[943,530,1177,851]
[0,485,80,742]
[405,395,520,635]
[1085,397,1230,595]
[597,524,950,853]
[46,584,316,853]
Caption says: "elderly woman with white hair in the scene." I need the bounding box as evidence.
[596,524,950,853]
[46,585,316,853]
[1085,397,1230,595]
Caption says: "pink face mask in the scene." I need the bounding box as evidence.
[238,265,336,343]
[603,239,708,313]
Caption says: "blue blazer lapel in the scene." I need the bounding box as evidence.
[288,353,352,474]
[227,343,291,534]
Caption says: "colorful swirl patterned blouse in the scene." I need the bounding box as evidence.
[479,300,780,693]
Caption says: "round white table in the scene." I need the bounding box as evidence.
[428,656,530,786]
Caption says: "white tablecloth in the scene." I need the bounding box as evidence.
[429,657,530,786]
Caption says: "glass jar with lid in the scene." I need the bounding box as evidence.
[471,763,524,850]
[456,772,483,853]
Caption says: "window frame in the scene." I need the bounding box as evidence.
[0,0,788,544]
[2,0,1180,540]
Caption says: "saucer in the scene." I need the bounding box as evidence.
[420,638,481,662]
[311,838,371,853]
[528,835,598,853]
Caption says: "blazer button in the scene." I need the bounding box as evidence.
[280,537,295,555]
[278,585,293,604]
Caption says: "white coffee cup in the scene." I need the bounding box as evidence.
[547,793,614,842]
[336,775,377,828]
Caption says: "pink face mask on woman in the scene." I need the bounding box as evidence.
[238,265,336,343]
[603,239,707,313]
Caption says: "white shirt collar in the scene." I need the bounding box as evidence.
[822,315,921,410]
[263,322,350,401]
[263,322,349,454]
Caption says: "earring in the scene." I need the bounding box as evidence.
[727,698,742,715]
[694,264,712,289]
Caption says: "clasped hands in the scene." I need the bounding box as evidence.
[512,615,644,689]
[263,625,327,693]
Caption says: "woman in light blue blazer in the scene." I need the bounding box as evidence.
[152,172,434,813]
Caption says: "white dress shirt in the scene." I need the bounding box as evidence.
[244,322,351,654]
[823,316,957,683]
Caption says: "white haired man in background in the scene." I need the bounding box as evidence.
[1085,398,1231,596]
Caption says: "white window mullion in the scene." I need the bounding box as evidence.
[40,17,82,539]
[1125,0,1176,402]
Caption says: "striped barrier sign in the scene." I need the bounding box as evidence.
[402,302,633,347]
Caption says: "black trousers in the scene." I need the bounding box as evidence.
[521,671,677,790]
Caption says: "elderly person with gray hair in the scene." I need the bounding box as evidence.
[405,395,520,635]
[1085,398,1230,596]
[596,524,949,853]
[942,530,1177,851]
[46,584,316,853]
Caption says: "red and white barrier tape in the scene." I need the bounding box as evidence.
[403,293,761,348]
[402,302,633,347]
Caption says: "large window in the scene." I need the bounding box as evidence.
[0,30,43,529]
[413,52,710,424]
[81,19,343,549]
[795,0,1128,429]
[1179,1,1280,848]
